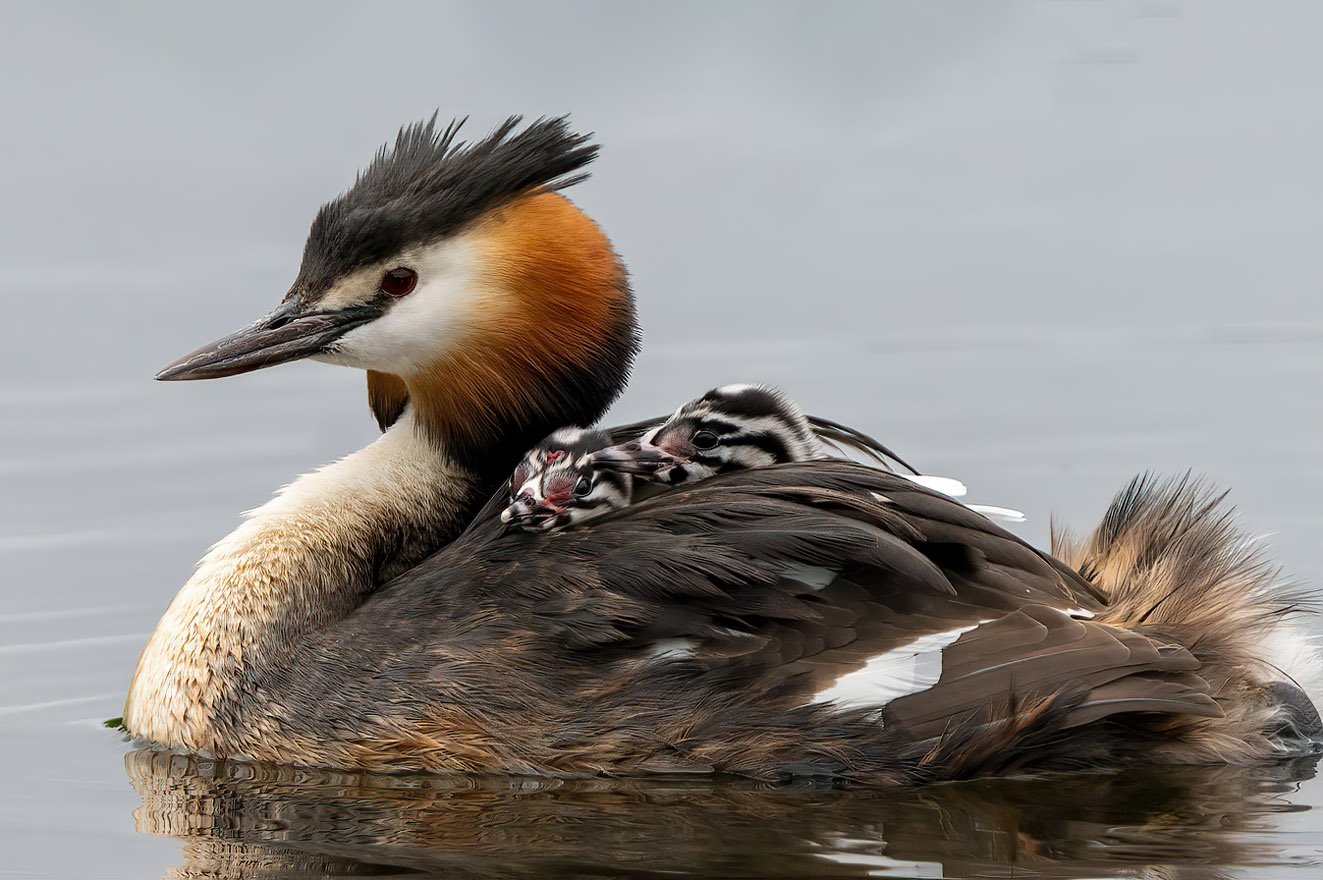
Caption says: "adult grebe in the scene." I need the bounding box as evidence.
[126,116,1321,781]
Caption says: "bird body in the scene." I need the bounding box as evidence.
[125,116,1322,781]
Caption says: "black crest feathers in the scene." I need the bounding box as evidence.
[296,115,599,297]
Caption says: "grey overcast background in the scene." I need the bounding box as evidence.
[2,2,1322,877]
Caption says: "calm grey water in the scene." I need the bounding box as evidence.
[3,1,1323,877]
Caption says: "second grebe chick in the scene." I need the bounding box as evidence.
[501,428,631,532]
[592,384,827,484]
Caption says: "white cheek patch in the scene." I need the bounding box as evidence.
[808,624,983,710]
[332,281,474,374]
[312,235,487,375]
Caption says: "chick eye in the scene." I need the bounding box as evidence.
[574,476,593,497]
[379,267,418,297]
[692,430,719,450]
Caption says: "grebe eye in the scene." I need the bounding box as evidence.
[692,430,719,450]
[379,267,418,297]
[574,476,593,497]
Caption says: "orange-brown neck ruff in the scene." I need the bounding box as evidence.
[369,191,638,492]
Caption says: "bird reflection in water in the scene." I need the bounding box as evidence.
[125,748,1318,879]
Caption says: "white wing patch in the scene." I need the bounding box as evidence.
[649,638,698,659]
[778,562,837,591]
[820,842,944,879]
[902,474,968,497]
[896,475,1028,525]
[966,504,1027,524]
[808,624,982,710]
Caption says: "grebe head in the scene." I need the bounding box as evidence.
[500,428,631,532]
[156,116,639,483]
[593,384,823,484]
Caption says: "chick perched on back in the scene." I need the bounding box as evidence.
[504,383,1024,534]
[593,383,1026,525]
[590,384,827,484]
[504,385,826,533]
[500,428,633,533]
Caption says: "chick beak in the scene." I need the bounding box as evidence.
[507,502,564,532]
[501,494,537,524]
[155,300,377,381]
[589,442,677,479]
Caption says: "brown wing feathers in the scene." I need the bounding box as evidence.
[468,467,1014,652]
[356,459,1286,781]
[884,604,1221,741]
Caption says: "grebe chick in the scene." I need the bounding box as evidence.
[507,387,830,532]
[592,384,826,484]
[501,428,631,532]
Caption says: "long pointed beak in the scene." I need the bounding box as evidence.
[588,442,676,478]
[155,300,376,381]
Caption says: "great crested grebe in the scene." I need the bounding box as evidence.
[126,116,1322,782]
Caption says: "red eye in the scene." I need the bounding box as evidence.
[379,267,417,297]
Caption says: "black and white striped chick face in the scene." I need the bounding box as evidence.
[594,384,827,485]
[500,428,633,532]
